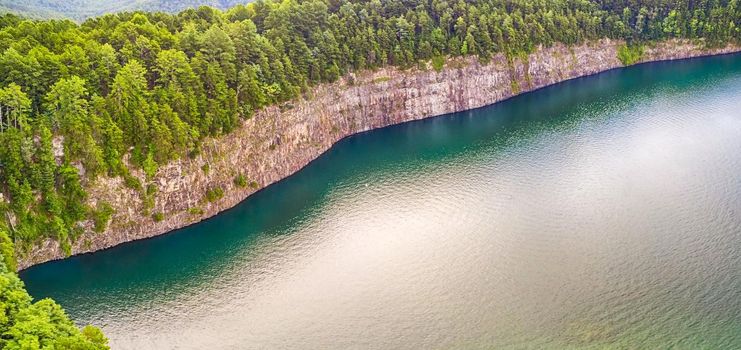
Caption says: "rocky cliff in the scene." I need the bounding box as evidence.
[18,38,740,269]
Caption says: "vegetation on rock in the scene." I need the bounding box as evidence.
[618,44,645,65]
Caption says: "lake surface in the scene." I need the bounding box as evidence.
[21,53,741,349]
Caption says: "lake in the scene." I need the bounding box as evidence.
[21,53,741,349]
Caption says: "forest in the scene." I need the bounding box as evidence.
[0,0,737,346]
[0,0,251,21]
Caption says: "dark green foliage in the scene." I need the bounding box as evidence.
[122,172,142,192]
[233,174,247,188]
[205,186,224,203]
[187,207,203,215]
[0,1,257,21]
[142,184,157,214]
[152,212,164,222]
[146,184,157,196]
[91,202,113,233]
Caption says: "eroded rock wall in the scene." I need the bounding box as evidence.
[18,39,740,269]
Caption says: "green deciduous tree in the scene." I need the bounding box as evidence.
[0,261,108,349]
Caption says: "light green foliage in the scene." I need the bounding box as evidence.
[111,61,150,162]
[0,84,31,132]
[431,56,446,72]
[0,261,108,349]
[142,151,158,180]
[618,44,645,65]
[0,228,15,272]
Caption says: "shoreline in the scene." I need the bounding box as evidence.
[18,39,741,270]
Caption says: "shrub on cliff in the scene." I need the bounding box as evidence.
[205,187,224,203]
[152,212,164,222]
[91,202,114,234]
[618,44,645,66]
[234,174,248,188]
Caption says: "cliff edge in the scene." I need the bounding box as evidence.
[19,39,740,269]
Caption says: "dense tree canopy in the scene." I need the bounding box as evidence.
[0,259,108,349]
[0,0,738,258]
[0,0,252,21]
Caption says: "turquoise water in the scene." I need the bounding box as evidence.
[21,53,741,349]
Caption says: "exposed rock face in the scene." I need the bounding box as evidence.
[18,39,740,269]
